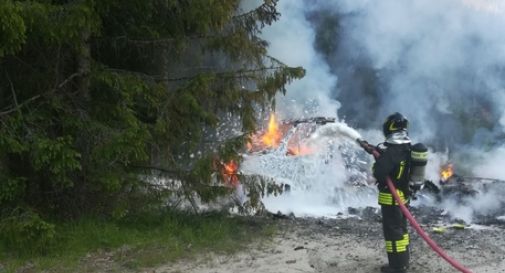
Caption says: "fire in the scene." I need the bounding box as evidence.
[287,145,314,156]
[440,163,454,182]
[221,160,239,187]
[246,113,317,156]
[223,160,238,174]
[261,113,282,148]
[285,124,316,156]
[246,113,283,152]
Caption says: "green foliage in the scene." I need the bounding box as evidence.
[19,1,100,47]
[0,0,304,224]
[0,1,26,57]
[96,0,238,40]
[0,177,26,203]
[0,115,27,153]
[0,212,274,272]
[32,136,81,186]
[0,209,56,255]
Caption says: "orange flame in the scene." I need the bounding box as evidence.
[285,125,316,156]
[222,160,239,187]
[287,145,314,156]
[440,164,454,182]
[261,113,282,148]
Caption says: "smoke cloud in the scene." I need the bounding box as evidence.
[307,0,505,147]
[473,147,505,180]
[259,1,340,119]
[240,0,505,220]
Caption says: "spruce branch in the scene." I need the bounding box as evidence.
[0,72,84,117]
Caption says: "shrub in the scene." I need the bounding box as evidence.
[0,209,56,255]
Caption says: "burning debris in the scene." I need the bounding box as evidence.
[211,113,339,212]
[229,114,341,185]
[408,162,505,224]
[239,114,505,224]
[247,113,290,153]
[220,160,240,187]
[247,114,337,156]
[286,145,314,156]
[262,113,283,148]
[414,162,478,199]
[440,163,454,182]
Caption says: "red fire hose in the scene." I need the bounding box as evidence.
[370,149,473,273]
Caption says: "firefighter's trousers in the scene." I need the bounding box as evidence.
[381,200,409,269]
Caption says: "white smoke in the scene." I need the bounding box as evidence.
[238,0,505,221]
[238,1,372,216]
[260,1,339,118]
[473,147,505,180]
[426,150,449,182]
[306,0,505,221]
[311,0,505,145]
[436,181,505,223]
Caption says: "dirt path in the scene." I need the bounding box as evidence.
[157,216,505,273]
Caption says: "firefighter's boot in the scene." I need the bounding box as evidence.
[380,265,407,273]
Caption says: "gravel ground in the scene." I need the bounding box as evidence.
[158,213,505,273]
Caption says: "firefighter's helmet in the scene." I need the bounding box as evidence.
[383,112,408,137]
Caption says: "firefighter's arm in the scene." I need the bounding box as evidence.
[373,152,394,187]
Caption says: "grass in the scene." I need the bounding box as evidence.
[0,212,275,273]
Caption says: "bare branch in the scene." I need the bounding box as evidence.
[106,66,287,82]
[56,72,83,89]
[0,95,41,117]
[100,35,207,47]
[131,164,180,175]
[5,72,20,115]
[0,72,83,117]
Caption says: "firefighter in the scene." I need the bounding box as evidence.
[374,112,412,273]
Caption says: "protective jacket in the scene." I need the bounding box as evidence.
[374,143,411,202]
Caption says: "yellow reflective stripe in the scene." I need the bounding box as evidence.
[386,241,393,253]
[396,160,406,179]
[396,241,409,247]
[397,245,407,252]
[411,151,428,160]
[378,190,407,205]
[395,234,410,252]
[386,234,410,253]
[379,192,393,205]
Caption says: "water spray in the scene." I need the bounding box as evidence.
[242,117,377,217]
[310,121,362,142]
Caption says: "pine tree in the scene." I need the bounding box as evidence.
[0,0,304,236]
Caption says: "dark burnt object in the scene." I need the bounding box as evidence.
[420,173,505,209]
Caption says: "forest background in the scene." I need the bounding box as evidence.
[0,1,301,271]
